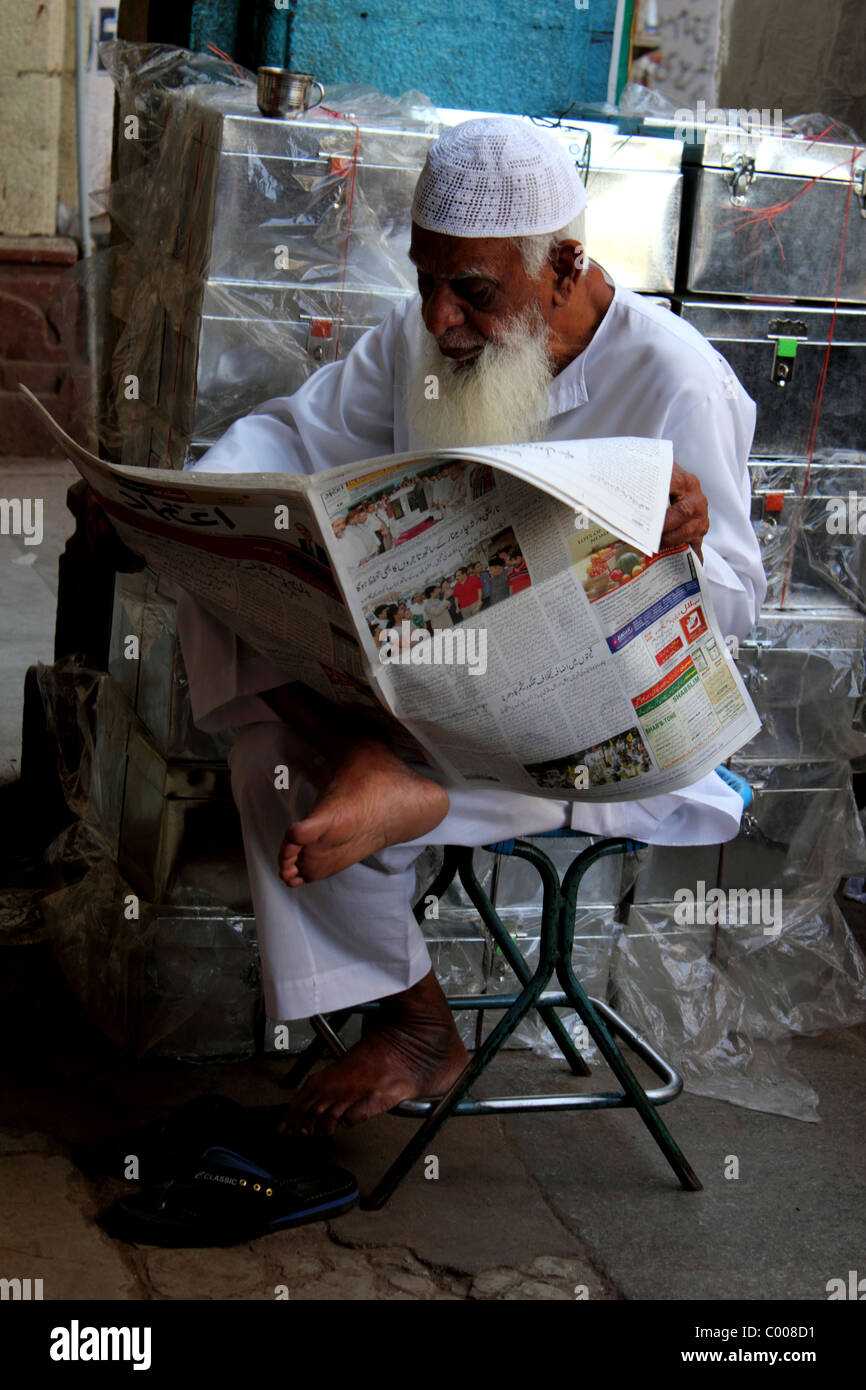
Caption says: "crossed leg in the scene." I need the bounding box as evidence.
[229,712,569,1136]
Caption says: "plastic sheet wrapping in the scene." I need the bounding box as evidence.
[737,609,866,761]
[611,896,866,1121]
[610,908,821,1120]
[93,41,441,467]
[42,860,261,1060]
[750,456,866,613]
[783,113,864,144]
[727,759,866,895]
[36,659,131,870]
[36,653,248,911]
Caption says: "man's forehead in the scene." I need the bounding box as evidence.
[409,223,516,278]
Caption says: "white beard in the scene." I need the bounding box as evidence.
[406,301,556,449]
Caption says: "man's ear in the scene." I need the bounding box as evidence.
[549,240,583,304]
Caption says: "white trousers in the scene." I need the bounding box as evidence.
[228,722,744,1021]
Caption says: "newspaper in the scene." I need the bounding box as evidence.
[23,385,760,802]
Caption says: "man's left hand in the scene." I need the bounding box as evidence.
[660,462,709,563]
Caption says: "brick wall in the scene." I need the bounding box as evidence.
[0,236,83,455]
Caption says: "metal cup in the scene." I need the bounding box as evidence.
[257,68,325,118]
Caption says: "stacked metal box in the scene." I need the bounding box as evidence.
[87,570,262,1059]
[611,118,866,1108]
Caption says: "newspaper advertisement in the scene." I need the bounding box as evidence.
[23,385,760,801]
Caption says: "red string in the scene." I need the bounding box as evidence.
[805,121,844,149]
[729,153,863,292]
[778,143,863,606]
[316,106,363,362]
[206,43,246,80]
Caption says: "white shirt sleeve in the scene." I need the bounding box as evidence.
[662,386,767,641]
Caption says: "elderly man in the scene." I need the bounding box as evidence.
[174,117,765,1137]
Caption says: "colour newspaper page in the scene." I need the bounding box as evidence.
[24,386,760,799]
[309,447,761,801]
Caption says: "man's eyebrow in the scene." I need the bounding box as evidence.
[452,267,502,287]
[408,254,502,288]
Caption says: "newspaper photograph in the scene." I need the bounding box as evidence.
[22,384,760,801]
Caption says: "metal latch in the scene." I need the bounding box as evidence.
[302,316,337,364]
[723,151,756,201]
[563,129,591,186]
[855,166,866,219]
[766,318,809,387]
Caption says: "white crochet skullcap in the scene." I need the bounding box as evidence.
[411,116,587,238]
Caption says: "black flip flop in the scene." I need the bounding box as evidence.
[98,1145,359,1247]
[68,1094,306,1186]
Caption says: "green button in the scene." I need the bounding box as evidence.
[776,338,798,357]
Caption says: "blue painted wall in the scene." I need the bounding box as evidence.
[190,0,623,113]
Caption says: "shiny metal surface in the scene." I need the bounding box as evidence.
[685,130,866,300]
[749,457,866,612]
[737,608,866,761]
[629,760,862,903]
[256,68,324,119]
[724,758,864,892]
[191,282,408,447]
[118,727,250,906]
[677,300,866,456]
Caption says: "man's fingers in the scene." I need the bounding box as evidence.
[662,462,708,562]
[661,514,708,544]
[661,528,704,563]
[663,489,708,532]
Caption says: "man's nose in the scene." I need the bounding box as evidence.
[421,282,466,338]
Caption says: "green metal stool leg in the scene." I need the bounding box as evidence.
[557,841,702,1192]
[412,848,460,923]
[456,844,593,1078]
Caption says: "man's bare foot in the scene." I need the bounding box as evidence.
[281,970,468,1137]
[278,739,449,885]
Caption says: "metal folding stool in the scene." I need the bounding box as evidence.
[283,828,702,1209]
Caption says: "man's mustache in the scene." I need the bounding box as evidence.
[436,331,486,353]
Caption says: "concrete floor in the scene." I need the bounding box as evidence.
[1,935,864,1302]
[1,457,865,1302]
[0,455,76,781]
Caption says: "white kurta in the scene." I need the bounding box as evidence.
[174,265,767,1018]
